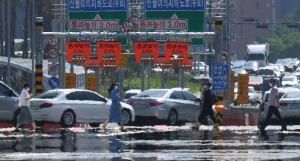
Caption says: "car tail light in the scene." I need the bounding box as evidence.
[40,103,53,108]
[280,103,288,107]
[149,101,164,106]
[127,101,134,105]
[259,103,265,111]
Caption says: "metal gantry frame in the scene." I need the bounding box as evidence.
[36,29,217,93]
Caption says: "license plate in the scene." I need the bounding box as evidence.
[30,106,39,110]
[290,104,299,109]
[134,104,147,109]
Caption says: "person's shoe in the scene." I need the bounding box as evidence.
[281,125,287,131]
[102,124,106,129]
[258,125,265,131]
[14,128,20,134]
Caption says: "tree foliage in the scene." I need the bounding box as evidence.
[256,3,300,63]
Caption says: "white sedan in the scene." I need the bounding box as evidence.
[30,89,135,127]
[282,76,299,88]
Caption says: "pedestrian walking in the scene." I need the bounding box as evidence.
[15,83,37,132]
[258,78,287,131]
[102,83,124,131]
[191,84,205,129]
[195,83,218,129]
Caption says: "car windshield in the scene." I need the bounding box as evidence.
[258,69,274,75]
[233,61,245,67]
[195,62,204,67]
[245,62,256,67]
[282,77,296,81]
[283,91,300,99]
[248,87,254,93]
[263,78,281,90]
[35,91,62,99]
[124,93,138,99]
[247,54,265,61]
[249,77,263,82]
[234,69,246,74]
[296,68,300,72]
[273,68,280,72]
[276,59,289,64]
[265,92,285,102]
[135,89,169,98]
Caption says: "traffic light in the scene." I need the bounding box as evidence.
[287,24,299,28]
[256,23,268,29]
[243,17,255,22]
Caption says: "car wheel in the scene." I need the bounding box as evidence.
[122,109,132,125]
[35,121,45,127]
[13,109,20,127]
[61,110,76,127]
[234,101,238,106]
[251,101,255,106]
[167,109,178,126]
[89,123,100,127]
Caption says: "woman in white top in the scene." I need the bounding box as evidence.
[15,83,37,132]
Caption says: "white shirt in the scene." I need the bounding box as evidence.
[268,85,279,107]
[19,89,30,107]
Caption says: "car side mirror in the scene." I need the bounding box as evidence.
[9,90,14,96]
[195,98,201,102]
[4,90,14,97]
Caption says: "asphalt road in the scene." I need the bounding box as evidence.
[1,123,300,160]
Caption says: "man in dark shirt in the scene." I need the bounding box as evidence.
[196,83,217,128]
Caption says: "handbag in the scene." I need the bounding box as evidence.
[119,103,123,110]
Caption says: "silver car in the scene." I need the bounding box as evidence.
[258,88,300,125]
[234,86,260,106]
[127,88,205,125]
[0,81,19,125]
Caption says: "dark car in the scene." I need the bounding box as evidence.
[262,77,282,95]
[257,67,276,78]
[244,61,259,75]
[276,59,294,72]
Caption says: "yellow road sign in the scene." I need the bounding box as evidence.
[237,74,249,104]
[65,73,76,89]
[86,75,97,92]
[230,71,235,103]
[119,55,128,68]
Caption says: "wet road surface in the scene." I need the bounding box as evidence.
[1,123,300,161]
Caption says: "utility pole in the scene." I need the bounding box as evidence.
[272,0,276,38]
[208,0,212,77]
[7,0,10,86]
[35,17,43,96]
[30,0,35,92]
[226,0,232,110]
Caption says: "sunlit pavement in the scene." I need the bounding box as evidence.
[1,123,300,161]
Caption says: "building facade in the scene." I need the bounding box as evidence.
[231,0,281,60]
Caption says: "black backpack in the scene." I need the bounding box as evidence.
[210,91,218,105]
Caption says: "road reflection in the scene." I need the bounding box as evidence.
[0,124,300,160]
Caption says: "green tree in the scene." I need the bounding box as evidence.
[256,3,300,62]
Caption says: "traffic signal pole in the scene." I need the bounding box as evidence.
[215,16,227,125]
[35,17,43,96]
[226,0,232,110]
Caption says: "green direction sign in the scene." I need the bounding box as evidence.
[68,12,127,46]
[145,11,205,46]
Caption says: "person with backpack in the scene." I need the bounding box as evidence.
[195,83,218,129]
[191,84,205,129]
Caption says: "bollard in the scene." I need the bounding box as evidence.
[215,94,227,125]
[245,113,249,126]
